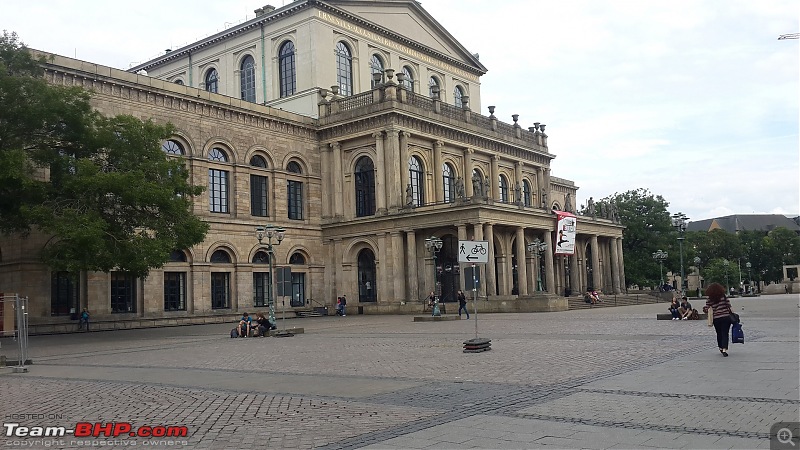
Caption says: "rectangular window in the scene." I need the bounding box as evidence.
[287,180,303,220]
[209,169,229,213]
[51,272,79,316]
[111,272,136,313]
[163,272,187,311]
[253,272,271,307]
[211,272,230,309]
[291,272,305,307]
[250,174,268,217]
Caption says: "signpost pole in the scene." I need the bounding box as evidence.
[473,263,478,339]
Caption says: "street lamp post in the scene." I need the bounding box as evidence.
[693,256,701,296]
[723,259,730,291]
[746,261,752,293]
[255,224,285,326]
[672,213,689,294]
[527,238,547,292]
[424,236,443,315]
[652,250,668,287]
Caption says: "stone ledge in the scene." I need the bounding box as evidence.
[413,315,462,322]
[656,313,707,320]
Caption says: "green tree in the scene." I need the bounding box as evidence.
[0,32,208,277]
[599,188,674,287]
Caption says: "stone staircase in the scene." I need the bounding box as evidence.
[294,306,329,318]
[567,292,670,310]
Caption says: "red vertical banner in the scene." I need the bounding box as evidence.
[554,211,577,255]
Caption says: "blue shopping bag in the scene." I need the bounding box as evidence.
[731,322,744,344]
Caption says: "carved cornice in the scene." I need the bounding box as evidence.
[44,67,317,140]
[319,111,552,166]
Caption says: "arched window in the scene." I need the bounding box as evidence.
[240,55,256,103]
[523,180,532,207]
[252,251,270,264]
[408,155,425,207]
[173,79,184,85]
[208,148,228,162]
[250,155,268,217]
[358,248,377,302]
[442,163,455,203]
[401,66,414,92]
[499,175,509,203]
[289,253,306,265]
[370,54,384,88]
[162,140,184,155]
[210,249,231,263]
[454,85,464,108]
[429,76,440,98]
[287,161,302,174]
[169,250,187,262]
[354,156,376,217]
[335,42,353,96]
[205,68,218,93]
[279,41,296,97]
[208,148,229,213]
[287,161,303,220]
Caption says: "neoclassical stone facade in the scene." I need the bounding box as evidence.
[0,0,625,332]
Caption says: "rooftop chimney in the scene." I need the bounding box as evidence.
[255,5,276,16]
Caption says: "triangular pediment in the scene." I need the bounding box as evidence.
[319,0,486,75]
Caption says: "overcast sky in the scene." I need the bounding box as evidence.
[4,0,798,222]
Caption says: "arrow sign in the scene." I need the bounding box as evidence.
[458,240,489,264]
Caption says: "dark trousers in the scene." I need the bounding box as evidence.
[713,315,732,349]
[458,303,469,317]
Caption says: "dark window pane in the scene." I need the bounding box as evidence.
[240,55,256,102]
[279,41,296,97]
[111,272,136,313]
[163,272,186,311]
[250,174,268,217]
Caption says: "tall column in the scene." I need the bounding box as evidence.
[406,230,418,302]
[331,142,343,217]
[373,132,387,214]
[433,140,444,203]
[543,231,556,294]
[590,235,600,291]
[570,251,579,295]
[463,148,474,197]
[473,222,486,298]
[515,227,528,296]
[489,155,500,201]
[484,222,496,297]
[391,232,405,302]
[377,232,388,303]
[617,238,626,293]
[321,145,332,218]
[397,131,409,207]
[333,239,343,297]
[611,237,621,294]
[457,224,467,291]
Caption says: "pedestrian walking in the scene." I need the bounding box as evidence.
[457,290,469,319]
[703,282,734,357]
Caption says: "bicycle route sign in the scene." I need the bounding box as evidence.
[458,240,489,264]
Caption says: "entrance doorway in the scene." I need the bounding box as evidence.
[438,235,459,302]
[358,248,377,302]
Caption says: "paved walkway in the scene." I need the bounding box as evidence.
[1,294,797,449]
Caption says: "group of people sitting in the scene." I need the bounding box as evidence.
[235,312,276,337]
[584,290,603,305]
[669,296,700,320]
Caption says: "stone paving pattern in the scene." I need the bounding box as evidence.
[0,295,797,449]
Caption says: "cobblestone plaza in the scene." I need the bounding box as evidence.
[1,295,798,449]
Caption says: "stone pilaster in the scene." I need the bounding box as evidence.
[331,142,343,217]
[484,222,496,297]
[489,155,500,201]
[433,140,444,203]
[611,237,621,294]
[391,231,405,301]
[516,227,528,295]
[463,148,474,198]
[406,230,418,302]
[591,235,600,291]
[544,232,556,294]
[373,132,387,214]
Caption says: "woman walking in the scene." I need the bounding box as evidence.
[703,283,733,356]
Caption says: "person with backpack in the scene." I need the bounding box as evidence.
[78,308,90,331]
